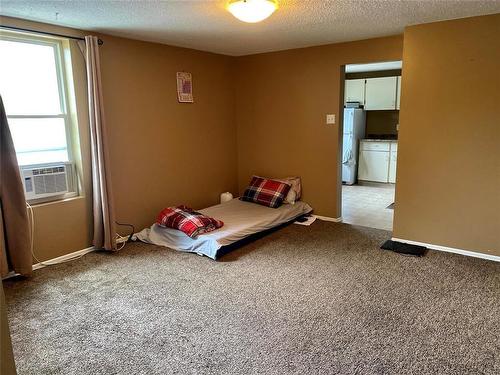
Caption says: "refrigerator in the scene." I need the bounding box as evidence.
[342,108,366,185]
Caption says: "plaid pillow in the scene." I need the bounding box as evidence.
[240,176,291,208]
[157,205,223,238]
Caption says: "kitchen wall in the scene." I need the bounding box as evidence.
[393,13,500,256]
[345,69,401,80]
[365,110,399,138]
[235,35,403,217]
[0,16,238,262]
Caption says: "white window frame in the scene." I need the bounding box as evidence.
[1,31,79,203]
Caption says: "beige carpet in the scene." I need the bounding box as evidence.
[4,221,500,375]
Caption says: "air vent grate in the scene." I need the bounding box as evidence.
[33,173,68,194]
[25,177,33,192]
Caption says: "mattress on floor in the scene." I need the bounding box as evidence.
[133,198,312,259]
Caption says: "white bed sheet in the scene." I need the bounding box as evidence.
[133,199,312,259]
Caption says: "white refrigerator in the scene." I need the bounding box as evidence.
[342,108,366,185]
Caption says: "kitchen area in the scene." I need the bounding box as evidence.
[341,61,401,231]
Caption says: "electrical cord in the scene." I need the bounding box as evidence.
[115,221,135,242]
[26,204,135,268]
[115,221,135,250]
[27,202,88,267]
[115,233,127,250]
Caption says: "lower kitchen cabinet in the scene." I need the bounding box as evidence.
[358,150,389,182]
[388,150,397,183]
[358,140,397,183]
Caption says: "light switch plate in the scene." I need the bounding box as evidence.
[326,114,336,124]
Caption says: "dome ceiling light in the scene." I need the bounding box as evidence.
[227,0,278,23]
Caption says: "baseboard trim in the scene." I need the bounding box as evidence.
[32,246,95,271]
[391,237,500,263]
[314,215,342,223]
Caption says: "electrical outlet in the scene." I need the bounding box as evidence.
[326,114,336,124]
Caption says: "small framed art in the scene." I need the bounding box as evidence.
[176,72,193,103]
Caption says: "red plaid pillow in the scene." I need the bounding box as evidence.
[240,176,291,208]
[157,205,223,238]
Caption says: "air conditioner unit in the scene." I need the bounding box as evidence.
[20,162,76,201]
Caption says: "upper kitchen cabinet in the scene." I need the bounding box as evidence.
[396,76,402,110]
[344,79,365,105]
[364,77,398,110]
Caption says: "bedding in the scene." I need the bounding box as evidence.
[157,205,223,238]
[241,176,291,208]
[277,176,302,204]
[133,198,312,259]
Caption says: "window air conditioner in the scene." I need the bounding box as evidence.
[20,162,76,201]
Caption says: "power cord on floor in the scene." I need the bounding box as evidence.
[115,221,135,250]
[116,233,127,250]
[116,221,135,241]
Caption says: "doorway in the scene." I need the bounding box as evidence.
[339,61,401,231]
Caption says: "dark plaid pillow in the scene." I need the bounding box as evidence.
[157,205,223,238]
[240,176,291,208]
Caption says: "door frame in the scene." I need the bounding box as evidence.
[335,65,346,220]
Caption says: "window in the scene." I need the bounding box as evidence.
[0,32,72,166]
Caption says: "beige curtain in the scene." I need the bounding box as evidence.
[0,95,32,277]
[84,36,117,251]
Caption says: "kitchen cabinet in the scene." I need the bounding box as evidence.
[358,140,397,183]
[364,77,398,110]
[388,155,397,183]
[396,76,402,110]
[344,79,365,105]
[358,141,391,182]
[388,142,398,183]
[359,150,389,182]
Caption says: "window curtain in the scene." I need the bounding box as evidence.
[82,36,117,251]
[0,95,32,277]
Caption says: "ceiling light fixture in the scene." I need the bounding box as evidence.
[227,0,278,23]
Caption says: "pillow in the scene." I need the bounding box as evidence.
[276,177,302,204]
[240,176,291,208]
[157,205,223,238]
[283,188,297,205]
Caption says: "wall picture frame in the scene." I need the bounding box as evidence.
[176,72,193,103]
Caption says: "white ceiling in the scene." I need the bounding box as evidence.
[1,1,499,56]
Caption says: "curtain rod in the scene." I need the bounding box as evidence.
[0,25,104,45]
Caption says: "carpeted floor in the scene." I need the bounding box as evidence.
[4,221,500,375]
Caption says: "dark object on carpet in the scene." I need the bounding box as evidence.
[294,215,310,223]
[386,202,395,209]
[4,222,500,375]
[381,239,427,257]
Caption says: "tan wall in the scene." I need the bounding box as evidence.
[0,17,237,261]
[3,13,498,262]
[234,36,403,217]
[98,35,237,232]
[393,14,500,256]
